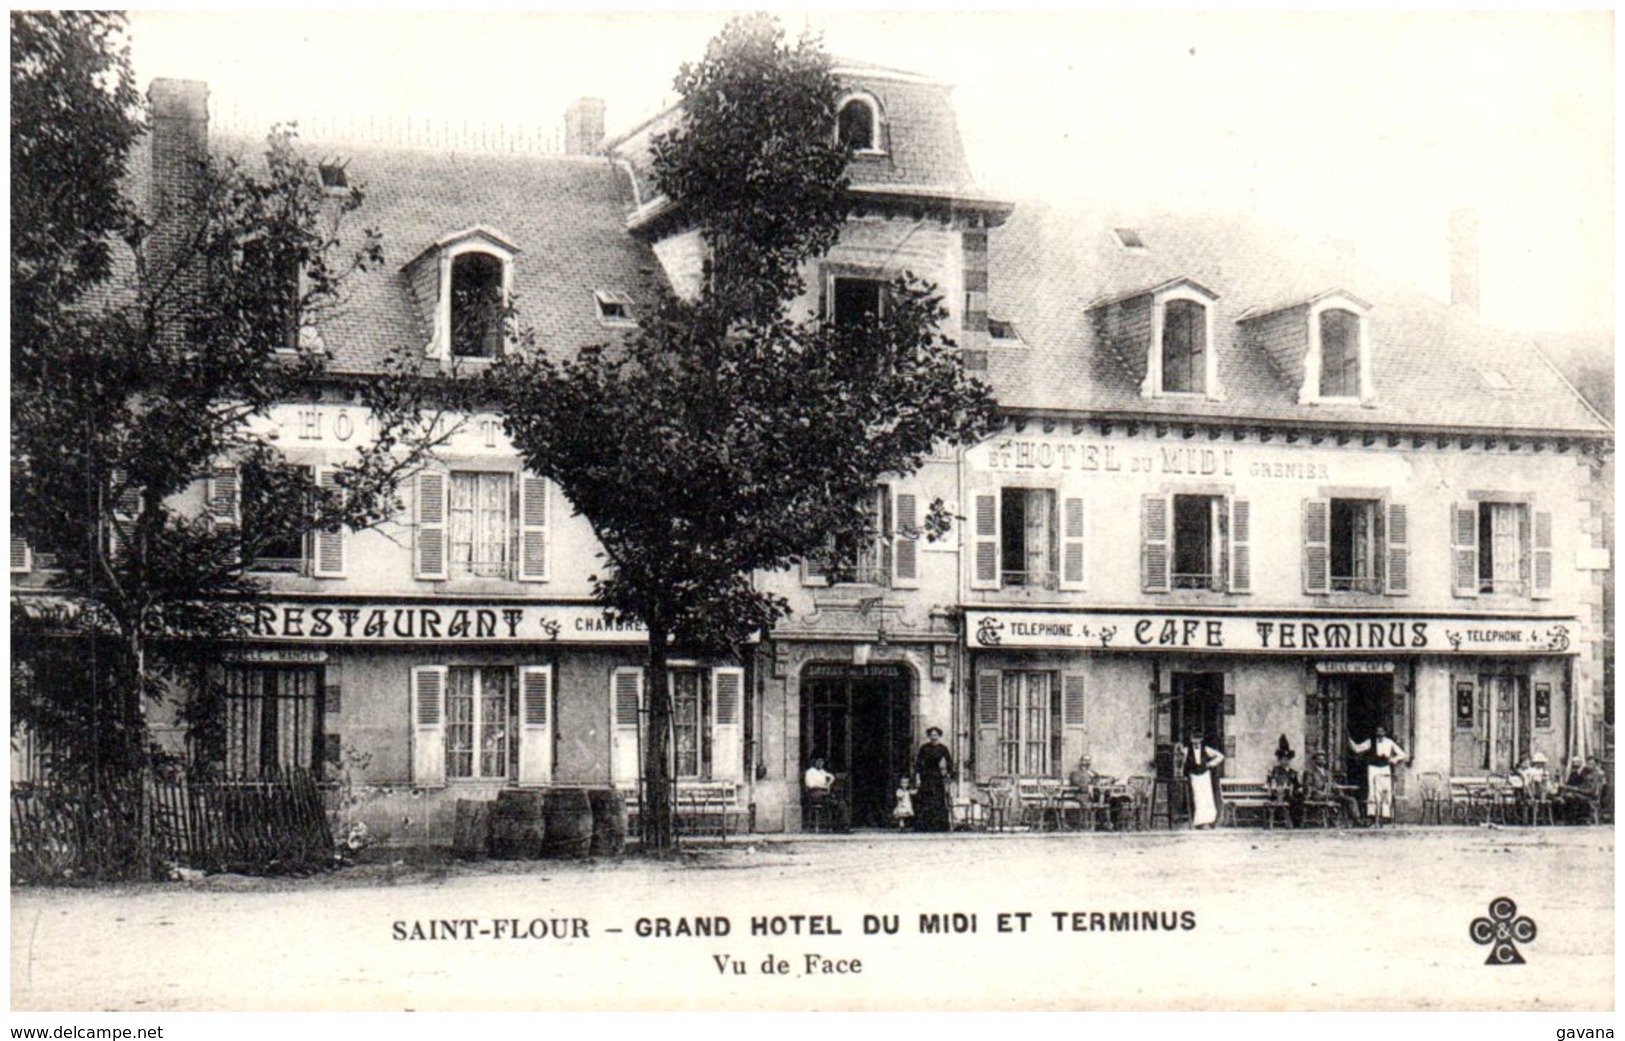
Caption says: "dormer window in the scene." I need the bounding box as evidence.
[836,92,885,154]
[1133,279,1222,400]
[317,162,350,193]
[594,290,636,325]
[404,227,519,362]
[1302,293,1373,404]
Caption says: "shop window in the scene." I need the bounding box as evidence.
[410,664,551,787]
[450,251,507,358]
[415,470,549,582]
[1303,498,1408,595]
[1161,298,1207,394]
[1452,499,1551,599]
[836,93,884,154]
[997,671,1060,777]
[445,666,512,780]
[215,666,324,780]
[1142,493,1250,594]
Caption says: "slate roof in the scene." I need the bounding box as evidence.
[212,134,666,375]
[984,203,1612,436]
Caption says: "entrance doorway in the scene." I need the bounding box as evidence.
[1155,671,1227,778]
[1309,671,1395,792]
[1450,669,1532,775]
[801,663,912,829]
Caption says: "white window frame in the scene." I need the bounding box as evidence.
[1141,282,1222,401]
[425,229,519,361]
[1300,294,1375,405]
[834,90,886,155]
[444,665,513,781]
[1143,491,1250,594]
[418,468,549,584]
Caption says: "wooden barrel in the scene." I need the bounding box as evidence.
[542,788,594,858]
[452,799,491,858]
[488,791,546,859]
[587,788,627,856]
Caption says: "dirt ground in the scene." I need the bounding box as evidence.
[10,825,1613,1011]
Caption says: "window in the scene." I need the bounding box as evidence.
[970,487,1085,592]
[1300,294,1373,404]
[594,290,635,324]
[245,465,310,573]
[415,470,548,582]
[988,318,1021,343]
[804,485,920,588]
[1304,498,1408,596]
[214,666,324,780]
[446,666,511,780]
[1114,228,1147,250]
[1161,298,1207,394]
[1142,492,1250,594]
[1451,499,1552,599]
[997,672,1060,776]
[1318,308,1361,398]
[836,93,883,153]
[317,162,349,192]
[672,668,711,780]
[240,236,301,352]
[608,666,745,784]
[832,276,886,328]
[218,464,344,578]
[450,251,506,358]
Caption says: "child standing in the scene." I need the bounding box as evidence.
[893,778,915,829]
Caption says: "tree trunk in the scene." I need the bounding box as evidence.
[642,625,676,851]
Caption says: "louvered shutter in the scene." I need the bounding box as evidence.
[312,467,346,577]
[975,669,1001,781]
[518,474,549,582]
[1532,510,1554,600]
[415,470,448,580]
[1229,497,1252,594]
[207,465,240,527]
[1451,502,1479,598]
[892,490,919,588]
[516,665,553,785]
[801,554,829,586]
[1142,494,1170,592]
[1385,502,1409,595]
[411,665,448,787]
[711,666,745,783]
[1059,494,1086,591]
[611,667,645,786]
[11,537,32,574]
[1303,498,1331,594]
[111,469,141,521]
[971,492,1000,590]
[1061,672,1087,770]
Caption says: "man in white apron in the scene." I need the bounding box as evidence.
[1348,726,1407,824]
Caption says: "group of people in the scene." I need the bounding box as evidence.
[804,726,954,833]
[1247,730,1400,828]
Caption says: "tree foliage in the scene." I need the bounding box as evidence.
[491,14,997,849]
[11,16,464,784]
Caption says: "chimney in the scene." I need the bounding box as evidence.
[1449,208,1480,312]
[564,97,606,156]
[147,79,210,280]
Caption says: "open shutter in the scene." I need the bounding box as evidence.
[1228,497,1251,594]
[11,537,32,574]
[207,464,240,528]
[1532,510,1553,600]
[610,667,645,786]
[517,664,553,786]
[971,491,1000,590]
[1385,502,1409,595]
[518,473,549,582]
[1059,493,1086,591]
[313,467,347,577]
[976,669,1001,780]
[711,666,745,783]
[1061,672,1087,769]
[1142,494,1170,593]
[411,665,448,788]
[892,489,919,588]
[415,470,448,580]
[1451,502,1479,598]
[1303,498,1330,594]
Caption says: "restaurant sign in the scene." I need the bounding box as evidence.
[968,610,1576,656]
[245,602,648,644]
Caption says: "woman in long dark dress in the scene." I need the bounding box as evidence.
[913,727,953,832]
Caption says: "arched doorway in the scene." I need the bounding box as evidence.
[801,662,913,828]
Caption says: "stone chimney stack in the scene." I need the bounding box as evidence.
[1449,208,1480,312]
[147,79,210,281]
[564,97,606,156]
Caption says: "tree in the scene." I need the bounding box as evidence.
[490,14,997,851]
[10,14,463,800]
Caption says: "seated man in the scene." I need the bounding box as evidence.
[1067,755,1129,829]
[1557,757,1604,824]
[803,757,848,832]
[1301,750,1362,826]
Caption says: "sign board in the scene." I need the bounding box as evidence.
[243,601,649,644]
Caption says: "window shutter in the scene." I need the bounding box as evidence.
[1229,497,1252,594]
[1142,494,1170,593]
[976,669,1001,779]
[1303,498,1330,594]
[415,470,448,580]
[892,490,919,588]
[711,666,745,783]
[1385,502,1409,595]
[1059,494,1086,591]
[1451,502,1479,598]
[1062,673,1086,728]
[312,467,347,578]
[801,554,829,586]
[1532,510,1554,600]
[11,537,32,574]
[516,664,553,786]
[517,473,549,582]
[971,491,1000,590]
[111,469,141,521]
[207,465,240,528]
[611,666,645,786]
[410,665,448,788]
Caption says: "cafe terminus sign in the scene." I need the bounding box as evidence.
[968,610,1576,656]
